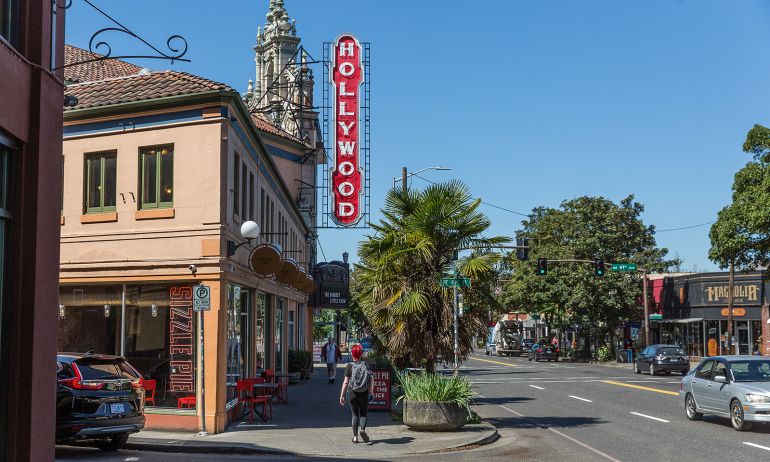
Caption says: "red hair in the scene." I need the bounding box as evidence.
[351,344,363,360]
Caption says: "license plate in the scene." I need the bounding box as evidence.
[110,403,125,414]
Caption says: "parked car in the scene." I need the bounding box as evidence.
[680,356,770,431]
[56,352,146,451]
[528,342,559,362]
[485,342,496,356]
[634,344,689,375]
[520,338,536,353]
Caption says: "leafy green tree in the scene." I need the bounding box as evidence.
[505,196,673,355]
[709,124,770,269]
[355,180,509,371]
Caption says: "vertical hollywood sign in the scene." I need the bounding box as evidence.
[169,286,194,392]
[331,34,364,226]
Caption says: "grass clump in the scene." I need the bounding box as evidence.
[396,372,475,415]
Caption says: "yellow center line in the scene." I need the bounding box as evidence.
[468,356,517,367]
[602,380,679,396]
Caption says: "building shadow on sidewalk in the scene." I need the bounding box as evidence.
[474,396,534,406]
[484,415,605,430]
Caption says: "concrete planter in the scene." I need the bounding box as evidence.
[402,400,467,431]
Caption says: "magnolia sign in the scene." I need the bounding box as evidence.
[331,34,364,226]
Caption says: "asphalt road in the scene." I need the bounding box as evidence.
[463,352,770,462]
[56,354,770,462]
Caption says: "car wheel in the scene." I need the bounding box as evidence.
[664,370,671,376]
[485,350,490,356]
[634,361,641,374]
[681,369,689,376]
[685,394,702,421]
[96,433,129,452]
[528,356,532,361]
[730,399,753,431]
[554,357,558,362]
[649,363,656,376]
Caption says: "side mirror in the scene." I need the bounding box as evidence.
[714,375,729,383]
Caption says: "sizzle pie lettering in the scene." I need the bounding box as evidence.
[331,35,363,225]
[169,286,194,392]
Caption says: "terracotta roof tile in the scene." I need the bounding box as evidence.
[64,45,145,83]
[65,70,234,111]
[250,113,304,144]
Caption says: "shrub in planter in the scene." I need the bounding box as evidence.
[288,350,312,379]
[396,373,474,431]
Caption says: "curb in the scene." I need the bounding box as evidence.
[125,422,500,456]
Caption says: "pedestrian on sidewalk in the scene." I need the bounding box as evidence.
[321,336,342,384]
[339,344,372,444]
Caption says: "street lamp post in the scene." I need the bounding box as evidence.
[392,166,451,192]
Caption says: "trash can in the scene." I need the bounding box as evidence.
[626,348,634,364]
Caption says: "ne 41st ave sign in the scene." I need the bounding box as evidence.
[611,263,637,272]
[440,278,471,288]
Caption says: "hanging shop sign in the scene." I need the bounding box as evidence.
[276,258,300,285]
[331,34,364,226]
[303,275,316,295]
[169,286,194,392]
[312,261,350,308]
[292,268,308,292]
[249,243,282,277]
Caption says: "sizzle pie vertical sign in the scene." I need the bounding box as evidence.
[331,34,364,226]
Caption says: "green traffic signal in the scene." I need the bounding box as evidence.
[537,258,547,276]
[595,258,605,276]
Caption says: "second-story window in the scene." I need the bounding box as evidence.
[0,0,20,49]
[84,152,116,214]
[233,153,240,216]
[140,145,173,209]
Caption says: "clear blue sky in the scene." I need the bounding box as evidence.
[66,1,770,271]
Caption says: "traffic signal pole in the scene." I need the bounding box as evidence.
[643,271,650,347]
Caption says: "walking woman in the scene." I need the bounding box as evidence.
[339,344,372,443]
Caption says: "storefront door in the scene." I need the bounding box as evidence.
[737,321,750,355]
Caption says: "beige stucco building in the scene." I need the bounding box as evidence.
[59,31,321,432]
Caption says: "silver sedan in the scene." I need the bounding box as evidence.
[680,355,770,431]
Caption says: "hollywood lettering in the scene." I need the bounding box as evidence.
[169,286,194,392]
[331,34,363,225]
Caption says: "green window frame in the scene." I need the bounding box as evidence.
[83,151,116,214]
[140,145,173,210]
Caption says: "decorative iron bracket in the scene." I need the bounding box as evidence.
[53,0,190,70]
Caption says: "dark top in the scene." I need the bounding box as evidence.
[345,361,371,397]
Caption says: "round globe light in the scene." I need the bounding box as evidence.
[240,221,261,240]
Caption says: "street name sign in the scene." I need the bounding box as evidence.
[193,285,211,311]
[440,278,471,288]
[611,263,638,272]
[649,313,662,320]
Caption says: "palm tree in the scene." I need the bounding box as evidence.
[355,180,509,371]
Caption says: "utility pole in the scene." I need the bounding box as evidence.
[401,167,407,193]
[642,271,650,347]
[453,273,459,375]
[727,257,734,354]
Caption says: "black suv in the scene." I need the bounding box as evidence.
[56,353,146,451]
[634,344,690,376]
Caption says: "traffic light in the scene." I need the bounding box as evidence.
[595,258,605,276]
[536,258,547,276]
[516,237,529,261]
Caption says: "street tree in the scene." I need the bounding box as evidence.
[709,124,770,270]
[505,196,673,356]
[355,180,509,371]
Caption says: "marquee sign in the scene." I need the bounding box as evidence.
[331,34,364,226]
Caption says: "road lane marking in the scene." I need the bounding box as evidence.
[601,380,679,396]
[529,385,545,390]
[569,395,592,402]
[630,412,669,423]
[468,357,517,367]
[486,398,620,462]
[743,442,770,452]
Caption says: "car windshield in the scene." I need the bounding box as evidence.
[523,339,535,343]
[729,360,770,382]
[658,347,685,356]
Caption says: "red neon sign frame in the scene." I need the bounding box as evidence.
[331,34,364,226]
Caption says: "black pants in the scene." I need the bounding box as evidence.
[349,391,369,436]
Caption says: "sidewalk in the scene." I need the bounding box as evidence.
[127,363,498,457]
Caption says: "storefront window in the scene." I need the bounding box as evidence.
[226,285,243,402]
[255,293,266,369]
[706,321,719,356]
[275,298,284,372]
[58,284,197,409]
[0,141,13,450]
[288,310,295,350]
[751,320,762,355]
[297,304,305,351]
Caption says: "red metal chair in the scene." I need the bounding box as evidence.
[275,375,289,403]
[177,396,196,408]
[245,377,272,420]
[237,380,271,422]
[143,379,157,406]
